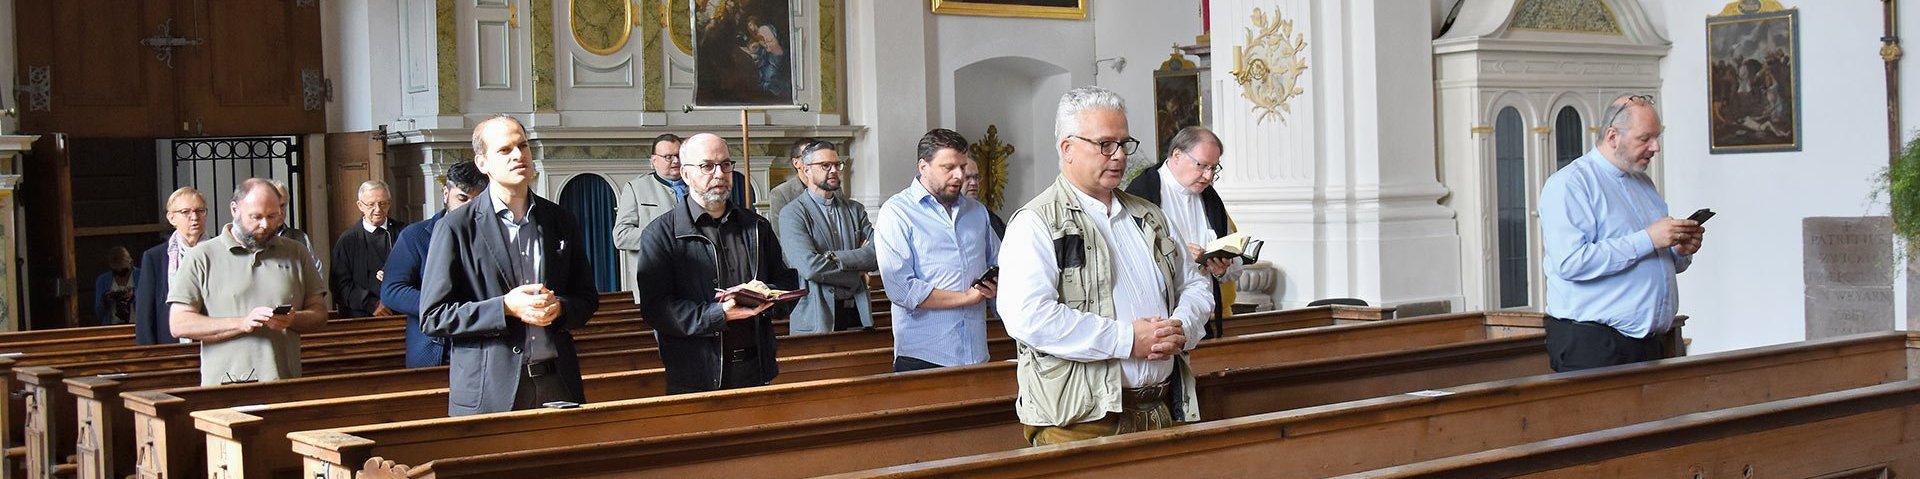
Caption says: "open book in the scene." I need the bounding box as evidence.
[713,282,808,308]
[1197,232,1264,264]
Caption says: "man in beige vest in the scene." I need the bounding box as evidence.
[997,86,1213,446]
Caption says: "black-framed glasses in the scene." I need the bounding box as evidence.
[169,207,209,217]
[652,153,680,163]
[681,160,736,174]
[1069,135,1140,157]
[806,160,847,172]
[1602,94,1655,133]
[1177,150,1224,177]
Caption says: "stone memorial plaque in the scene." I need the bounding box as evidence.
[1803,217,1895,339]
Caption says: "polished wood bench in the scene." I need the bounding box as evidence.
[810,328,1913,479]
[222,306,1390,479]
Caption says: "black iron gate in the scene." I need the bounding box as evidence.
[167,136,305,230]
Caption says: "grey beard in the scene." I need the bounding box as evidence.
[696,191,730,206]
[231,223,265,250]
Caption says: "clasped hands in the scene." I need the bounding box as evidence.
[506,284,564,326]
[1130,317,1188,361]
[1648,217,1707,256]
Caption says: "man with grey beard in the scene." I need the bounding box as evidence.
[1539,94,1704,372]
[778,140,877,334]
[168,178,330,385]
[635,133,798,394]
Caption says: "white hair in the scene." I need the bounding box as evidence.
[357,180,390,197]
[1053,86,1127,143]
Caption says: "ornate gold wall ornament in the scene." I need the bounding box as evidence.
[666,0,693,55]
[969,125,1014,211]
[1233,8,1308,125]
[642,0,665,110]
[1716,0,1787,16]
[570,0,634,55]
[1510,0,1622,34]
[535,0,558,111]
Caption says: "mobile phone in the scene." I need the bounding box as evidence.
[1686,208,1715,225]
[271,305,293,315]
[974,266,1000,287]
[542,400,581,409]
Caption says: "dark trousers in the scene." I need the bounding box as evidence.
[664,349,768,395]
[510,360,575,410]
[1544,315,1665,373]
[832,300,864,331]
[893,355,943,372]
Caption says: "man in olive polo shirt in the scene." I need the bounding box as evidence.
[169,178,330,386]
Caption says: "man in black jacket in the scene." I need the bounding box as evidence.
[332,180,406,318]
[1123,126,1242,340]
[635,133,798,394]
[421,115,600,416]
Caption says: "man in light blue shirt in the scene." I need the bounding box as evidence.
[875,128,1001,372]
[1539,95,1706,372]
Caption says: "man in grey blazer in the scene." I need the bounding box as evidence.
[613,133,687,301]
[422,115,600,416]
[765,137,814,237]
[778,140,878,334]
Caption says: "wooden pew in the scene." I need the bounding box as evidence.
[98,324,893,479]
[216,306,1389,479]
[797,329,1912,479]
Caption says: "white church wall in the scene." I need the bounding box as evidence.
[323,0,407,133]
[1648,1,1893,354]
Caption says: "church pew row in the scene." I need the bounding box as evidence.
[803,329,1909,479]
[220,305,1388,479]
[0,326,134,346]
[96,324,907,479]
[327,311,1542,479]
[21,306,649,479]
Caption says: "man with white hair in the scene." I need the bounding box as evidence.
[331,180,406,318]
[996,86,1213,446]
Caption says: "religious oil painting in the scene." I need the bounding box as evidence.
[1153,56,1204,160]
[694,0,796,106]
[930,0,1085,20]
[1706,5,1801,153]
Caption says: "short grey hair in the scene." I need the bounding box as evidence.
[356,180,390,197]
[1601,94,1654,138]
[1053,86,1127,143]
[1166,126,1223,157]
[232,178,282,204]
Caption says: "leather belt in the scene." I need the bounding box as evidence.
[524,360,557,377]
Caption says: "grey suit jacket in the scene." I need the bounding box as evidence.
[777,192,878,334]
[613,173,678,301]
[766,177,806,237]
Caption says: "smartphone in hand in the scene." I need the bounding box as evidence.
[271,304,294,315]
[1686,208,1715,225]
[974,266,1000,288]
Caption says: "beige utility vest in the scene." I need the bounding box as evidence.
[1012,176,1201,427]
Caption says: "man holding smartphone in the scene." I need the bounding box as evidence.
[1539,94,1705,372]
[875,129,1001,373]
[168,178,330,386]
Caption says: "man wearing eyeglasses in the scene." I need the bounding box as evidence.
[1539,94,1703,372]
[422,115,601,416]
[766,137,817,238]
[331,180,407,318]
[634,133,798,394]
[134,187,209,345]
[998,86,1213,446]
[1124,126,1242,341]
[614,133,689,301]
[777,140,876,335]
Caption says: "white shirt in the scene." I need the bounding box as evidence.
[997,183,1212,388]
[1157,166,1244,283]
[362,218,390,233]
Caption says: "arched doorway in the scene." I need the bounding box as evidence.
[558,174,619,292]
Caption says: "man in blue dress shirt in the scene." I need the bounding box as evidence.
[875,128,1001,372]
[1539,94,1706,372]
[381,161,487,368]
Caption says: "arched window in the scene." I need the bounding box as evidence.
[1494,107,1528,308]
[558,175,620,292]
[1554,106,1584,171]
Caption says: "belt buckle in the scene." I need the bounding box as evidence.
[727,348,753,363]
[525,361,552,377]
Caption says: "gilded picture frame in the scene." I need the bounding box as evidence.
[1153,52,1204,160]
[1706,1,1801,154]
[930,0,1085,20]
[569,0,635,55]
[692,0,796,106]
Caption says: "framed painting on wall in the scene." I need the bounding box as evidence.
[930,0,1085,20]
[1153,52,1204,160]
[693,0,795,106]
[1706,0,1801,154]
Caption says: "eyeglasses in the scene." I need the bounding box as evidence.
[357,201,392,209]
[807,161,847,172]
[169,208,209,217]
[1069,135,1140,157]
[681,160,737,174]
[1602,94,1655,133]
[1178,150,1224,177]
[652,153,680,163]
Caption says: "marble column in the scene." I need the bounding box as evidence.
[1210,0,1463,310]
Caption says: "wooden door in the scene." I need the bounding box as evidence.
[13,0,177,138]
[175,0,326,136]
[325,131,386,247]
[22,134,76,330]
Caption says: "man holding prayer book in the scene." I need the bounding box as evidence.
[1125,125,1247,340]
[635,133,799,394]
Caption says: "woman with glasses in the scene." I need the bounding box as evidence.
[133,187,209,344]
